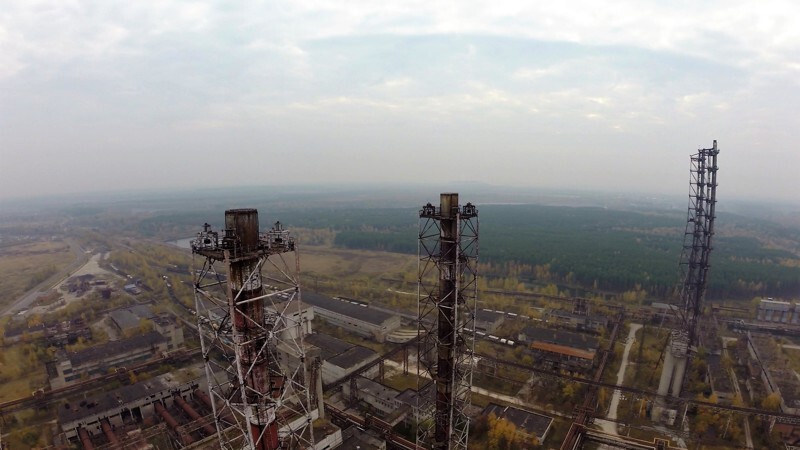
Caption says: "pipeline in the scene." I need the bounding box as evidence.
[100,419,121,448]
[175,395,216,435]
[78,427,94,450]
[155,401,195,445]
[325,402,422,450]
[194,388,234,424]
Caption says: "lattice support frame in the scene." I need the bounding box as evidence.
[678,141,719,350]
[192,211,315,450]
[417,194,479,450]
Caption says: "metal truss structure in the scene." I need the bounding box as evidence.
[192,209,315,450]
[657,141,720,401]
[417,193,479,450]
[677,140,719,349]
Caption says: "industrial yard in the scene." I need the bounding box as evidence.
[0,155,799,450]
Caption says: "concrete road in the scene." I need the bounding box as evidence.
[599,323,642,435]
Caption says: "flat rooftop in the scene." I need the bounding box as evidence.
[396,381,436,408]
[303,291,395,326]
[329,346,378,370]
[352,377,400,401]
[484,403,553,440]
[108,305,155,330]
[58,378,170,424]
[305,332,378,369]
[305,333,355,361]
[68,331,167,366]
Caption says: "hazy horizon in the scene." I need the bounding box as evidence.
[2,2,799,202]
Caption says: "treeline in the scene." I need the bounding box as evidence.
[80,201,800,301]
[331,205,800,300]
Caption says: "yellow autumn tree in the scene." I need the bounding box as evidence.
[487,413,518,450]
[762,392,782,411]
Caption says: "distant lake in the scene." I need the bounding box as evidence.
[170,237,194,249]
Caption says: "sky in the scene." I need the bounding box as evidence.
[1,1,799,203]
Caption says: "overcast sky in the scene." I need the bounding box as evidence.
[1,1,798,203]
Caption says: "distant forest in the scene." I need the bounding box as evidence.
[329,205,800,301]
[66,201,800,301]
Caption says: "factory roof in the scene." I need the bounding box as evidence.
[68,331,167,366]
[396,382,436,408]
[58,378,169,423]
[108,305,155,331]
[352,377,400,401]
[305,333,355,360]
[302,291,395,326]
[329,346,378,370]
[520,326,599,351]
[305,332,378,369]
[483,403,553,440]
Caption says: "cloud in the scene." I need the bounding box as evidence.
[0,1,799,202]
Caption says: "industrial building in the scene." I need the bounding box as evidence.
[108,305,184,349]
[395,382,437,426]
[48,331,169,388]
[544,308,609,333]
[482,403,554,444]
[517,325,599,372]
[757,298,800,324]
[3,318,91,346]
[342,377,403,418]
[59,373,212,447]
[475,309,506,334]
[303,291,401,342]
[305,332,380,384]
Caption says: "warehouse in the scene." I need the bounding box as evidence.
[305,332,379,384]
[303,292,401,342]
[518,326,599,372]
[49,331,169,388]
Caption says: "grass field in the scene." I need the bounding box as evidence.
[0,240,74,310]
[301,244,415,278]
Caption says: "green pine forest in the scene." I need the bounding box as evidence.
[69,201,800,302]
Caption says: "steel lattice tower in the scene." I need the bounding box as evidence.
[191,209,316,450]
[417,193,479,450]
[679,141,719,349]
[657,141,719,400]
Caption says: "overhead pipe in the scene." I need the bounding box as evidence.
[100,419,121,448]
[78,427,94,450]
[155,401,195,445]
[175,395,216,435]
